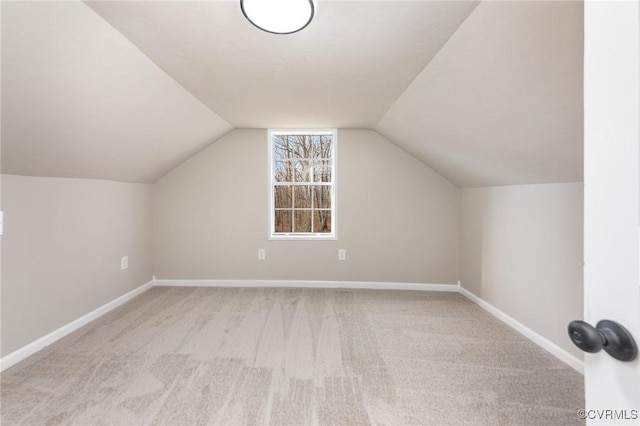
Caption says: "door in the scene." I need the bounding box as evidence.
[583,0,640,423]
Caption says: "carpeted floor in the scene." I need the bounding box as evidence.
[1,287,584,425]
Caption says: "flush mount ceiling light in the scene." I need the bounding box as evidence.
[241,0,315,35]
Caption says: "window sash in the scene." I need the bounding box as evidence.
[269,129,337,239]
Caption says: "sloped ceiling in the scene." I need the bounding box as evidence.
[1,1,583,187]
[85,0,479,128]
[376,0,583,187]
[1,1,232,183]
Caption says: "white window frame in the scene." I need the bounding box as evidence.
[268,128,337,240]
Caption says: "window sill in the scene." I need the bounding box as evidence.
[269,234,337,241]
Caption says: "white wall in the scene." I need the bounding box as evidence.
[1,175,153,356]
[153,129,460,284]
[460,183,583,358]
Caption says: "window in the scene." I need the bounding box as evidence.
[269,129,336,239]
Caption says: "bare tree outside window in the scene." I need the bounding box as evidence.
[270,130,336,238]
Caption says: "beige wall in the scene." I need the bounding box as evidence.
[1,175,153,356]
[153,129,460,283]
[1,132,584,365]
[460,183,583,358]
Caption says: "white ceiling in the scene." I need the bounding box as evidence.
[85,0,479,128]
[1,1,583,186]
[1,1,231,183]
[376,0,584,187]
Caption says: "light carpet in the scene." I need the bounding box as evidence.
[0,287,584,425]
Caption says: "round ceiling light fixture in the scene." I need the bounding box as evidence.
[241,0,315,35]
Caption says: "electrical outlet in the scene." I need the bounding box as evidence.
[121,256,128,270]
[338,249,346,261]
[258,248,266,260]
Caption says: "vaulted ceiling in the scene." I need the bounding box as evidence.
[1,1,583,187]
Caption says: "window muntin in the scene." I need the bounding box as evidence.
[269,129,336,239]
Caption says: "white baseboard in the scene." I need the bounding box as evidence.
[0,280,154,372]
[458,286,584,374]
[160,280,583,373]
[153,279,459,292]
[1,279,583,376]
